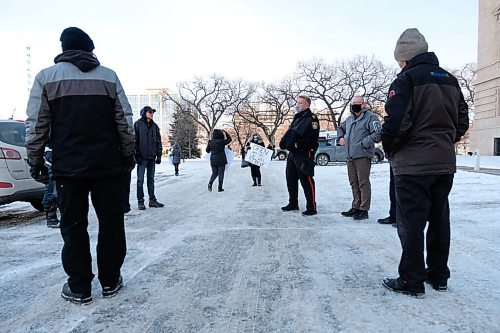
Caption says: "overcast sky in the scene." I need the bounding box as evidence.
[0,0,478,119]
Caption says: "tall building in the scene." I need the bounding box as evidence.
[126,88,178,144]
[471,0,500,155]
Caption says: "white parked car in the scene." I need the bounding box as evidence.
[0,120,45,211]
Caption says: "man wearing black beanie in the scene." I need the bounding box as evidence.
[25,27,135,304]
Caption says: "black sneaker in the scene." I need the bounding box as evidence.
[138,200,146,210]
[382,278,425,298]
[102,275,124,298]
[281,204,299,211]
[208,183,212,192]
[341,208,360,217]
[353,210,369,220]
[377,216,395,224]
[425,279,448,292]
[218,188,224,192]
[302,210,317,216]
[61,283,92,305]
[149,199,164,208]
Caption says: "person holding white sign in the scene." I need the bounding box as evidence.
[245,133,265,186]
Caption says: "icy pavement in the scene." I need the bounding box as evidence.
[1,159,499,332]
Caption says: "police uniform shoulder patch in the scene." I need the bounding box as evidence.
[311,114,319,129]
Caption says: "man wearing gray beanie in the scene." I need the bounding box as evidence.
[381,28,469,297]
[25,27,135,304]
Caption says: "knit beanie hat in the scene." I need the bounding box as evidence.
[394,28,428,61]
[60,27,94,52]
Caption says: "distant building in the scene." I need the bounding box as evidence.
[471,0,500,156]
[127,88,178,145]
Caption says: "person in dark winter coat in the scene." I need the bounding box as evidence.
[279,95,320,216]
[25,27,134,304]
[381,28,469,298]
[134,106,164,209]
[246,133,265,186]
[206,129,232,192]
[170,143,182,176]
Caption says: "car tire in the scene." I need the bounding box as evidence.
[316,154,329,166]
[277,152,287,160]
[30,199,45,212]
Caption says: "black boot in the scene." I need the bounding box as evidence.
[46,204,60,228]
[208,182,212,192]
[218,183,224,192]
[257,176,262,186]
[252,176,257,186]
[149,199,164,208]
[138,200,146,210]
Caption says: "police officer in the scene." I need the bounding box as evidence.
[279,95,320,216]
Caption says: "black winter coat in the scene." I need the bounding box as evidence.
[134,118,162,161]
[279,108,320,154]
[206,131,232,166]
[382,52,469,176]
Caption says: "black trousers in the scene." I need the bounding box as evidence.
[395,174,454,287]
[122,170,132,213]
[250,165,261,178]
[209,165,225,188]
[285,151,316,211]
[57,175,126,294]
[388,166,396,219]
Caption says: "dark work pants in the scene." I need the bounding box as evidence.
[286,151,316,211]
[122,169,132,213]
[209,165,225,189]
[395,174,454,287]
[388,166,396,219]
[57,176,126,294]
[173,163,179,175]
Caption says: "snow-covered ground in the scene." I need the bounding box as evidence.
[1,157,499,332]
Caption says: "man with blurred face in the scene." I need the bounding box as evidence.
[338,96,382,221]
[381,28,469,297]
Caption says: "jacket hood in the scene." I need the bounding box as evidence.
[54,50,100,72]
[402,52,439,72]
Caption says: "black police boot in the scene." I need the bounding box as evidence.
[281,204,299,211]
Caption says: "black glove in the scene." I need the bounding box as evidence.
[122,155,135,173]
[155,156,161,164]
[30,164,50,184]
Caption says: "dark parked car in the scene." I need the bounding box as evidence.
[314,137,384,166]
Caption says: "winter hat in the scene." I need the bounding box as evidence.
[140,106,156,117]
[394,28,428,61]
[60,27,94,52]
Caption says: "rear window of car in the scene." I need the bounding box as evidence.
[0,122,26,147]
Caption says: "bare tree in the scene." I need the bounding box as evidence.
[160,75,254,138]
[297,56,396,129]
[235,78,297,146]
[449,63,476,154]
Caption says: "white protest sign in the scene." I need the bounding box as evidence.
[244,143,274,167]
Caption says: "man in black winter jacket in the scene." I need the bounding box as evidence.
[381,28,469,297]
[134,106,164,210]
[25,27,134,304]
[279,95,320,216]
